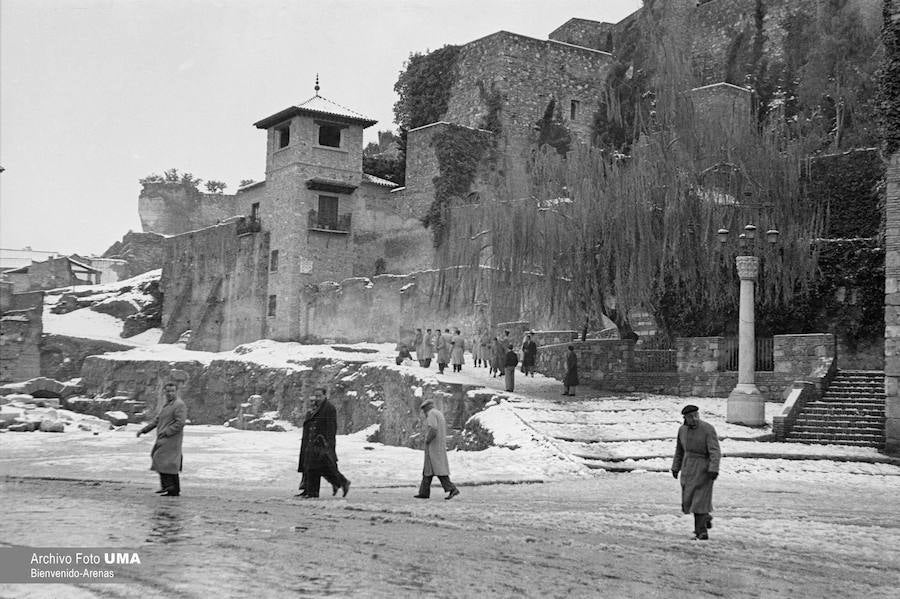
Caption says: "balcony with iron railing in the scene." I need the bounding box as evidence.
[236,215,262,236]
[307,210,351,233]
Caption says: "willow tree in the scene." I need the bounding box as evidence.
[435,12,825,339]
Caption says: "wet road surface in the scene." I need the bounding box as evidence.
[1,474,898,598]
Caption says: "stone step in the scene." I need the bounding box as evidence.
[825,387,885,395]
[807,399,885,407]
[793,416,885,426]
[785,431,885,444]
[802,408,885,418]
[783,437,884,448]
[791,424,885,435]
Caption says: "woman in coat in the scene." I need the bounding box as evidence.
[136,382,187,496]
[563,345,579,396]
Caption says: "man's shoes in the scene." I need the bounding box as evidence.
[162,491,180,497]
[413,494,429,499]
[445,488,460,500]
[693,532,709,540]
[341,480,351,497]
[154,488,168,494]
[331,484,340,496]
[301,494,319,499]
[294,491,308,497]
[706,515,713,529]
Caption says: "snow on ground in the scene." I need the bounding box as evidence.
[42,269,163,346]
[42,308,162,346]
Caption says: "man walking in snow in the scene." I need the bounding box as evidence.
[136,381,187,497]
[301,387,351,498]
[671,404,720,540]
[414,399,459,500]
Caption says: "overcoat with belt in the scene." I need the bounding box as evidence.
[450,334,465,365]
[423,408,450,476]
[139,397,187,475]
[436,335,451,364]
[672,419,721,514]
[305,399,339,470]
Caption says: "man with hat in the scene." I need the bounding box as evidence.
[299,387,350,499]
[671,404,720,540]
[414,398,460,500]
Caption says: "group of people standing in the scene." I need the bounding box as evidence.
[409,328,467,374]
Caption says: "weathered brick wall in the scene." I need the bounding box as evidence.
[676,337,724,374]
[160,219,269,352]
[534,332,832,399]
[0,292,43,383]
[885,153,900,454]
[773,333,835,376]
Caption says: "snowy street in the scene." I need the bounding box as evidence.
[1,416,899,598]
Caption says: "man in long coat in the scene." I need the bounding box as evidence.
[301,387,350,498]
[671,404,721,540]
[491,336,506,378]
[563,345,579,396]
[414,399,459,500]
[521,333,538,377]
[412,328,423,363]
[504,344,519,392]
[419,328,434,368]
[136,382,187,497]
[435,329,450,374]
[450,329,465,372]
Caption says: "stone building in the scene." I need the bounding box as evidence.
[3,256,101,293]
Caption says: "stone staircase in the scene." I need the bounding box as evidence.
[785,370,886,448]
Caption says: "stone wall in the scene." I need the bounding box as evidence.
[40,334,132,382]
[548,18,615,51]
[885,153,900,454]
[102,231,166,279]
[139,182,237,235]
[534,333,835,400]
[0,292,43,383]
[79,350,495,447]
[160,218,270,352]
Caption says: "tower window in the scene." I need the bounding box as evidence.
[269,250,279,272]
[251,202,260,220]
[318,195,339,227]
[268,295,277,317]
[276,124,290,149]
[570,100,580,120]
[318,124,342,148]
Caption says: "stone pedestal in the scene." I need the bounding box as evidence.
[727,256,765,425]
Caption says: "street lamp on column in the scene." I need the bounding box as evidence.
[718,223,780,425]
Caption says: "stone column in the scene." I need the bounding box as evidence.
[885,153,900,454]
[727,255,765,425]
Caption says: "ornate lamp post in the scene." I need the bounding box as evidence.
[718,224,779,425]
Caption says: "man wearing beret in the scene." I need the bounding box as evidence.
[671,404,721,540]
[414,398,460,500]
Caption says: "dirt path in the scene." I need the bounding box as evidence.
[2,474,898,598]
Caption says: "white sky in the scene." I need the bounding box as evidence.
[0,0,641,256]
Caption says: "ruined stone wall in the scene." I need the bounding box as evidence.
[79,351,494,447]
[102,231,167,279]
[139,182,237,235]
[351,182,434,277]
[443,31,612,163]
[160,219,269,352]
[40,334,131,382]
[690,0,881,85]
[0,292,43,383]
[548,18,615,51]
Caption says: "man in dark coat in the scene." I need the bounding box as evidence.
[504,344,519,392]
[563,345,579,396]
[672,405,721,540]
[521,333,538,377]
[301,388,351,498]
[136,382,187,497]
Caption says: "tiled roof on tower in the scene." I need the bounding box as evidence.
[253,75,377,129]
